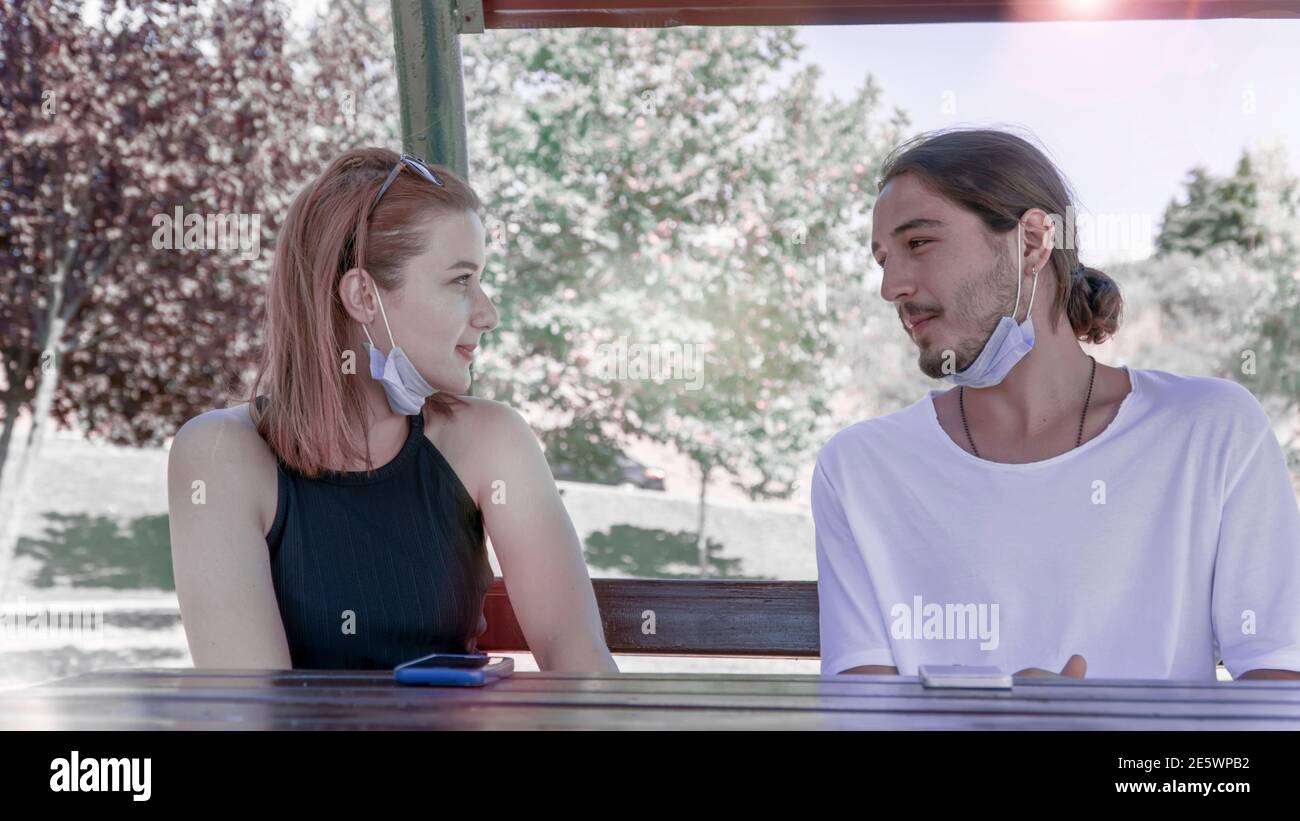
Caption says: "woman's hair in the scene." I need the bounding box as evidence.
[249,148,482,477]
[876,128,1122,345]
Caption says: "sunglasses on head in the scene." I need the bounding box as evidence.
[366,153,446,219]
[344,154,445,271]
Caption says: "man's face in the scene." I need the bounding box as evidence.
[871,172,1021,379]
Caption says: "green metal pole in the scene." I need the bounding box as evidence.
[389,0,470,180]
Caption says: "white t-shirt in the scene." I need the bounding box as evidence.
[813,367,1300,680]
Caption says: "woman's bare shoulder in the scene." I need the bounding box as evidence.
[428,396,538,450]
[169,403,279,534]
[425,397,543,501]
[172,403,273,461]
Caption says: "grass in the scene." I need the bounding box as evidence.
[0,433,816,686]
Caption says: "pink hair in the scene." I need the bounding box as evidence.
[248,148,481,477]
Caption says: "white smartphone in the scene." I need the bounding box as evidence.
[918,664,1013,689]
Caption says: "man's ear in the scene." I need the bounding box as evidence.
[338,267,377,326]
[1021,209,1056,274]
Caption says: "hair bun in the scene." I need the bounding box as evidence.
[1067,265,1122,344]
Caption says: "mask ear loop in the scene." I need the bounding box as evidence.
[374,289,398,349]
[360,283,398,351]
[1023,265,1040,324]
[1012,220,1042,325]
[1011,222,1025,321]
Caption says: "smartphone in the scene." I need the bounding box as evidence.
[918,664,1012,689]
[394,652,515,687]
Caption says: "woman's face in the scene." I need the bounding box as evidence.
[369,209,498,395]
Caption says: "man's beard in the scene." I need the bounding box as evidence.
[916,250,1020,380]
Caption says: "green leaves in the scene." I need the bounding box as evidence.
[1146,145,1300,459]
[461,27,902,499]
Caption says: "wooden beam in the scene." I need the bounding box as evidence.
[481,0,1300,29]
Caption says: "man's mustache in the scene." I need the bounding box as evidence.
[898,303,943,328]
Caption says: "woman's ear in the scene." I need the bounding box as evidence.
[338,267,377,326]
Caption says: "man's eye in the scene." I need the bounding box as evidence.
[909,239,931,250]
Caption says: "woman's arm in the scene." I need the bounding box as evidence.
[167,408,293,669]
[467,400,618,672]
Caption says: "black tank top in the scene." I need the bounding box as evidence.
[259,398,493,669]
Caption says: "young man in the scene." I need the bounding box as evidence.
[814,128,1300,681]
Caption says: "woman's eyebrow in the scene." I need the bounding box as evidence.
[447,260,481,272]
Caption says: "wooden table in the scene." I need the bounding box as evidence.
[4,668,1300,730]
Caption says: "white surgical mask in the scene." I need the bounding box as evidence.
[942,223,1041,389]
[362,289,436,416]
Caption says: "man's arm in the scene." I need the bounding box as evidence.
[1210,389,1300,681]
[812,456,898,675]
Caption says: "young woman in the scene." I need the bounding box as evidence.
[167,148,617,672]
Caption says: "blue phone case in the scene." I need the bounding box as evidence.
[394,655,514,687]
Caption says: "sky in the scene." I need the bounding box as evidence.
[92,0,1300,264]
[784,18,1300,263]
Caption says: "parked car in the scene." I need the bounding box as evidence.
[549,453,666,491]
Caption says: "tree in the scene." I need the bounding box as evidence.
[0,0,376,587]
[459,26,907,574]
[1157,159,1266,259]
[1151,144,1300,465]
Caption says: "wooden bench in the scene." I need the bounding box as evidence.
[479,578,820,656]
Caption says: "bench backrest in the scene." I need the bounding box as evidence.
[479,578,820,656]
